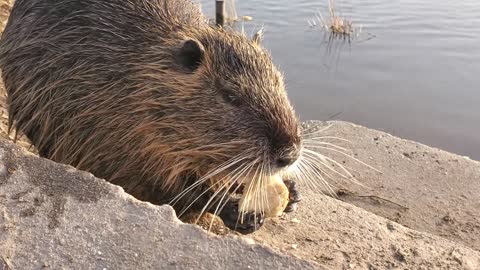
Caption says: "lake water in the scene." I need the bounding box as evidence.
[199,0,480,161]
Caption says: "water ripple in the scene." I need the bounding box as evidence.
[199,0,480,160]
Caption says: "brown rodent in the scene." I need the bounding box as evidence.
[0,0,302,233]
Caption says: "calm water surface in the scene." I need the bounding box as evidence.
[199,0,480,160]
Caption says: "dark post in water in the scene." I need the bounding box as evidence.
[216,0,225,26]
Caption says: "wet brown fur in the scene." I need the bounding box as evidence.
[0,0,300,216]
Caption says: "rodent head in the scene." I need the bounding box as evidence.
[137,27,301,190]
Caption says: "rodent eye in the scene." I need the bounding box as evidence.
[222,89,242,107]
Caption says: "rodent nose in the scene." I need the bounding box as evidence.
[275,149,300,168]
[269,122,302,169]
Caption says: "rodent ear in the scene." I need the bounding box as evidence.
[177,39,205,71]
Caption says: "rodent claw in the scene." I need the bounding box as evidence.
[283,179,301,213]
[218,199,264,234]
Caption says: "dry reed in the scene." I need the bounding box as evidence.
[308,0,362,39]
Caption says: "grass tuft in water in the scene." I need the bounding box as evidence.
[308,0,362,39]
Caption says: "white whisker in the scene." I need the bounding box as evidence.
[178,162,247,218]
[298,157,333,194]
[300,157,338,196]
[306,145,381,173]
[301,154,345,186]
[192,158,255,219]
[304,140,351,152]
[302,149,353,179]
[170,150,252,206]
[304,136,351,143]
[208,157,260,231]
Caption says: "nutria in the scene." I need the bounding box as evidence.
[0,0,303,233]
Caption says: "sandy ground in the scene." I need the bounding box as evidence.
[0,1,479,269]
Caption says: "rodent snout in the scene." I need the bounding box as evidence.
[269,123,302,169]
[274,147,300,168]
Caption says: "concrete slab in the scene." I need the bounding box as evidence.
[0,139,318,270]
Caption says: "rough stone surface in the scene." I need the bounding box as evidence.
[252,121,480,269]
[324,120,480,251]
[0,139,319,270]
[1,122,479,269]
[309,120,480,251]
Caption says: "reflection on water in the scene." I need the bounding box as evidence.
[199,0,480,160]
